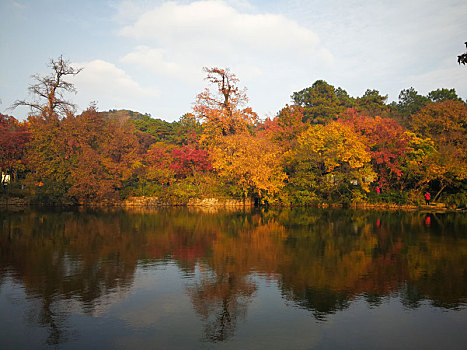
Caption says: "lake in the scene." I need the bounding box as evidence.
[0,207,466,349]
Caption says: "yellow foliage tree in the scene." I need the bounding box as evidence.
[211,132,287,202]
[288,121,375,200]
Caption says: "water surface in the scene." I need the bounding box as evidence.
[1,207,466,349]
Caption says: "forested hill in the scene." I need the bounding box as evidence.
[101,109,150,120]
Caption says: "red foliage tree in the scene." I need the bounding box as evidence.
[257,105,307,149]
[170,145,212,178]
[338,108,410,188]
[0,114,31,181]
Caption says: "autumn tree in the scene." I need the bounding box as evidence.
[24,106,141,204]
[141,143,211,185]
[0,114,31,183]
[338,109,410,189]
[25,113,72,202]
[400,132,447,203]
[12,56,82,202]
[287,121,375,203]
[257,105,308,149]
[393,88,462,128]
[211,132,287,203]
[194,67,258,143]
[142,142,176,188]
[410,100,467,200]
[64,107,140,203]
[170,145,212,179]
[402,132,436,182]
[12,56,82,119]
[411,100,467,148]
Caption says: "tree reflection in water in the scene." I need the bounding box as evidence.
[0,207,466,346]
[188,270,256,342]
[0,209,139,345]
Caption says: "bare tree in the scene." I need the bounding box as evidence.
[12,56,82,118]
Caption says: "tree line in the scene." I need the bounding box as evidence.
[1,57,466,207]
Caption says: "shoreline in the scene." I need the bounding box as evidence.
[1,196,465,213]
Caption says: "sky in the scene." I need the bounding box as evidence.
[1,0,466,122]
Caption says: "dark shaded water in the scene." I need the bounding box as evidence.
[0,207,466,349]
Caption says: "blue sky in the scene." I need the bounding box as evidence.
[1,0,466,121]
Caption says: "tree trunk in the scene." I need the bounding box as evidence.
[433,183,447,202]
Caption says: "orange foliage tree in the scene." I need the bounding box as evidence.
[64,107,140,203]
[194,67,258,143]
[25,107,140,203]
[411,100,467,200]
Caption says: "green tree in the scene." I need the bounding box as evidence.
[335,87,356,110]
[427,88,463,103]
[172,113,203,145]
[395,88,429,125]
[356,89,388,117]
[291,80,354,124]
[129,114,175,142]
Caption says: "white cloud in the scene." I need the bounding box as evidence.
[120,44,264,84]
[118,0,333,81]
[120,0,324,57]
[71,59,158,111]
[121,46,182,77]
[73,59,158,97]
[107,0,466,119]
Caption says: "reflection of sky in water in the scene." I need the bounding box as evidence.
[115,263,202,348]
[2,262,467,349]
